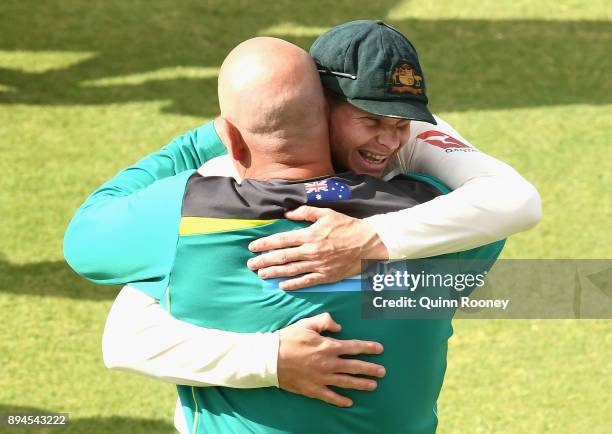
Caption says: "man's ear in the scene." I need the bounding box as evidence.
[218,117,246,161]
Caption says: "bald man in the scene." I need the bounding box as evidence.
[70,37,388,409]
[102,37,381,430]
[94,37,503,433]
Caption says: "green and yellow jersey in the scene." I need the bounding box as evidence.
[122,170,504,434]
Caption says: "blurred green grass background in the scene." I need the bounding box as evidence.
[0,1,610,433]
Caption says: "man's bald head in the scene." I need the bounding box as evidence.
[217,37,331,179]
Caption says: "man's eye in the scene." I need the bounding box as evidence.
[364,118,379,126]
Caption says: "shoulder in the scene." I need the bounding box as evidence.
[182,174,304,219]
[408,115,474,149]
[389,114,475,175]
[327,173,443,218]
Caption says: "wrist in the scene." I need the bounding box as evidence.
[268,330,281,388]
[359,219,389,260]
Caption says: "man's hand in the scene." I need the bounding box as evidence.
[278,313,385,407]
[247,206,389,290]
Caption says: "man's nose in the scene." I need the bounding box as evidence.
[377,126,401,151]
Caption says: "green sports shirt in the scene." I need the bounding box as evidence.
[123,170,503,434]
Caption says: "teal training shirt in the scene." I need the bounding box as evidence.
[143,172,505,434]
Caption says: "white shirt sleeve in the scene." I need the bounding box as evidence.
[102,285,279,388]
[101,158,281,389]
[365,114,542,259]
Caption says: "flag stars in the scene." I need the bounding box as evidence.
[305,180,350,202]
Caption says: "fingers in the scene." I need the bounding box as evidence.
[279,273,326,291]
[247,247,315,272]
[308,387,353,408]
[285,205,332,223]
[248,229,308,253]
[328,374,378,392]
[257,261,317,279]
[332,338,384,356]
[297,312,341,334]
[277,316,386,407]
[335,359,386,378]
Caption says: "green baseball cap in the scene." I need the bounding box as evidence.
[310,20,436,124]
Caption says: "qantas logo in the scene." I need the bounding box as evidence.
[417,130,476,153]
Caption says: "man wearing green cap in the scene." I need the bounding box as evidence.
[65,19,540,420]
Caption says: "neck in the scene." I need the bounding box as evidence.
[242,161,335,181]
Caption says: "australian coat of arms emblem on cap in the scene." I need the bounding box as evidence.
[390,61,423,95]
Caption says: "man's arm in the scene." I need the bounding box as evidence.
[64,121,226,284]
[103,286,385,407]
[85,121,226,205]
[64,170,194,287]
[103,286,278,388]
[247,115,541,290]
[365,114,542,259]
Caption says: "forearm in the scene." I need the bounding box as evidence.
[365,174,540,259]
[64,121,227,285]
[102,286,279,388]
[84,121,224,205]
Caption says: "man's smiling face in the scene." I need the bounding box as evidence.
[328,99,411,178]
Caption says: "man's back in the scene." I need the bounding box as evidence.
[159,172,504,434]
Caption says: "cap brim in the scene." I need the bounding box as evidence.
[348,98,437,125]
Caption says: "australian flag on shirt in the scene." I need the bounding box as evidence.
[305,178,352,203]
